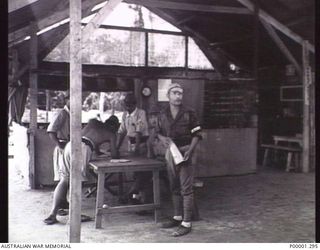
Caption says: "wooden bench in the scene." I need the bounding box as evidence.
[261,144,302,172]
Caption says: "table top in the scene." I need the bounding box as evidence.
[272,135,302,147]
[89,156,165,173]
[272,135,302,143]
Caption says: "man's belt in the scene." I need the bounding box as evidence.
[81,137,95,152]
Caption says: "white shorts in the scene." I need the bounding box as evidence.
[60,142,93,181]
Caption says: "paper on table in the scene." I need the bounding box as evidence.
[110,159,131,163]
[169,141,185,165]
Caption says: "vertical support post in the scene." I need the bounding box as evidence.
[309,71,315,171]
[185,36,189,71]
[253,3,259,79]
[302,40,310,173]
[95,172,105,229]
[29,22,38,189]
[45,90,51,122]
[69,0,83,243]
[153,169,160,223]
[97,79,106,115]
[145,32,148,67]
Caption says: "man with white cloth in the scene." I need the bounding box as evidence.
[156,83,202,237]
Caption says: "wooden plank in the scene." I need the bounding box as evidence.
[9,0,106,43]
[36,63,222,80]
[302,40,310,173]
[82,0,123,45]
[29,23,38,189]
[309,71,315,171]
[152,170,160,223]
[236,0,315,53]
[68,0,82,243]
[261,20,302,76]
[45,90,51,122]
[95,172,105,228]
[126,0,251,14]
[253,4,259,79]
[145,32,149,67]
[100,203,159,214]
[8,0,39,13]
[185,36,188,70]
[39,1,104,60]
[210,35,251,47]
[176,15,195,25]
[96,24,184,36]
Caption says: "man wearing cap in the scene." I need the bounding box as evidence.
[47,91,70,212]
[156,83,202,237]
[117,93,151,204]
[44,116,120,225]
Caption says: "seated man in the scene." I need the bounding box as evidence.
[44,116,120,225]
[116,94,151,205]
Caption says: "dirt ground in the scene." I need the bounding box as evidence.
[8,159,315,243]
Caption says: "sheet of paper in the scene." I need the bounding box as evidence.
[110,159,131,163]
[169,141,185,165]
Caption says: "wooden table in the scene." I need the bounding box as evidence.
[89,156,165,229]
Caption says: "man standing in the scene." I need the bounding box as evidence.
[117,93,150,203]
[47,91,70,211]
[157,83,202,237]
[44,116,120,225]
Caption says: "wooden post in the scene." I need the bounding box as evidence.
[310,71,315,171]
[302,40,310,173]
[29,22,38,189]
[45,90,51,122]
[99,91,106,115]
[185,36,188,71]
[145,32,149,67]
[69,0,83,243]
[253,3,259,79]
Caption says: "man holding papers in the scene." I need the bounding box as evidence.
[156,83,202,237]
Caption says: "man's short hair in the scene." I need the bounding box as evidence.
[167,83,183,94]
[104,115,120,132]
[124,93,137,105]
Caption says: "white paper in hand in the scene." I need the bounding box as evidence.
[169,141,185,165]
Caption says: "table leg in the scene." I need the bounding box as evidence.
[263,148,269,166]
[95,172,105,229]
[153,169,160,223]
[286,152,293,172]
[118,173,124,197]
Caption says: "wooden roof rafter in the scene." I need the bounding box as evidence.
[37,61,222,80]
[9,0,107,44]
[146,7,231,77]
[236,0,314,53]
[261,20,302,76]
[126,0,252,15]
[8,0,39,13]
[10,0,108,85]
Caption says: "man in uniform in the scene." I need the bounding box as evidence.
[156,83,202,236]
[47,91,70,212]
[44,116,120,225]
